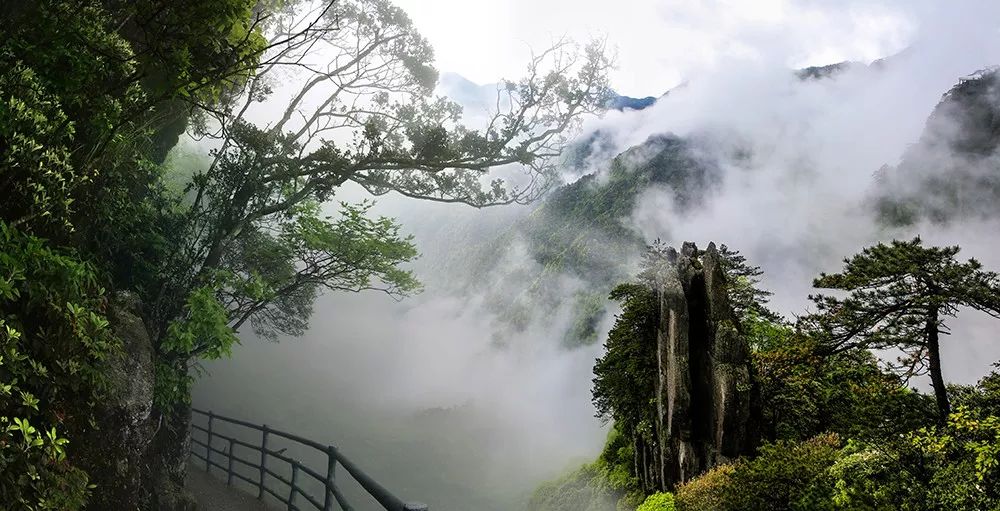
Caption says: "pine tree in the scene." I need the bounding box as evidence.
[805,237,1000,421]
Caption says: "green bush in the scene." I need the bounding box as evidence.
[821,407,1000,511]
[527,462,620,511]
[751,316,935,443]
[912,407,1000,510]
[0,223,119,508]
[825,439,928,511]
[676,434,842,511]
[637,492,675,511]
[674,464,736,511]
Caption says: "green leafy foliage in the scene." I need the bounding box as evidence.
[0,223,119,509]
[528,462,621,511]
[911,406,1000,509]
[0,0,192,299]
[592,283,658,438]
[115,0,267,102]
[823,438,929,511]
[564,291,608,347]
[952,362,1000,416]
[0,64,78,234]
[637,492,676,511]
[154,285,238,408]
[716,244,779,327]
[201,199,421,344]
[675,434,842,511]
[528,425,640,511]
[750,315,934,442]
[670,464,735,511]
[819,403,1000,511]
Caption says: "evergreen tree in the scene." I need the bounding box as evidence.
[804,237,1000,420]
[716,243,780,327]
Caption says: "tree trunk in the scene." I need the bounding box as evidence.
[926,307,950,423]
[148,400,198,511]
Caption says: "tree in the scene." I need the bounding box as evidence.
[751,321,934,442]
[0,224,115,509]
[152,0,612,355]
[592,281,659,432]
[716,244,778,326]
[804,237,1000,421]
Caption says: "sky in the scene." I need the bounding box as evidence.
[392,0,923,95]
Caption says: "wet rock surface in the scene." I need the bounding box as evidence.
[76,291,156,509]
[651,242,758,487]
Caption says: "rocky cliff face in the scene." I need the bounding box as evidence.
[73,291,196,511]
[650,242,757,487]
[73,291,156,510]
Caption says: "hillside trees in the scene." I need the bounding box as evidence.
[592,281,659,492]
[804,237,1000,420]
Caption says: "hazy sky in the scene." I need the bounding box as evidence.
[392,0,921,95]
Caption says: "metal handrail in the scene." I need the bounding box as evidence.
[188,408,428,511]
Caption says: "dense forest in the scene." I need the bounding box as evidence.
[3,1,1000,510]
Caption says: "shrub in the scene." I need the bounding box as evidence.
[637,492,676,511]
[912,406,1000,510]
[674,464,736,511]
[825,439,930,511]
[527,462,619,511]
[528,425,642,511]
[0,223,118,508]
[676,434,842,511]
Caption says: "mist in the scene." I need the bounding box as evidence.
[191,1,1000,510]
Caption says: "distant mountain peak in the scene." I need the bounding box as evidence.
[604,92,658,111]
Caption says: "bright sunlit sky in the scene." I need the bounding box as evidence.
[392,0,923,96]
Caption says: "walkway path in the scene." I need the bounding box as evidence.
[186,464,276,511]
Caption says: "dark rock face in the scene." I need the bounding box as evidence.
[73,291,197,511]
[651,242,757,487]
[76,291,156,510]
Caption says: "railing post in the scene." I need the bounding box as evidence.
[323,445,336,511]
[206,411,214,472]
[226,438,235,486]
[258,424,269,500]
[288,463,299,510]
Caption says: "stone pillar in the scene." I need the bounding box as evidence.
[651,242,758,489]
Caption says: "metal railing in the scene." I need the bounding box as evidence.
[189,408,428,511]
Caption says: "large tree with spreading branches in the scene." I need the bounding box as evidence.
[150,0,613,402]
